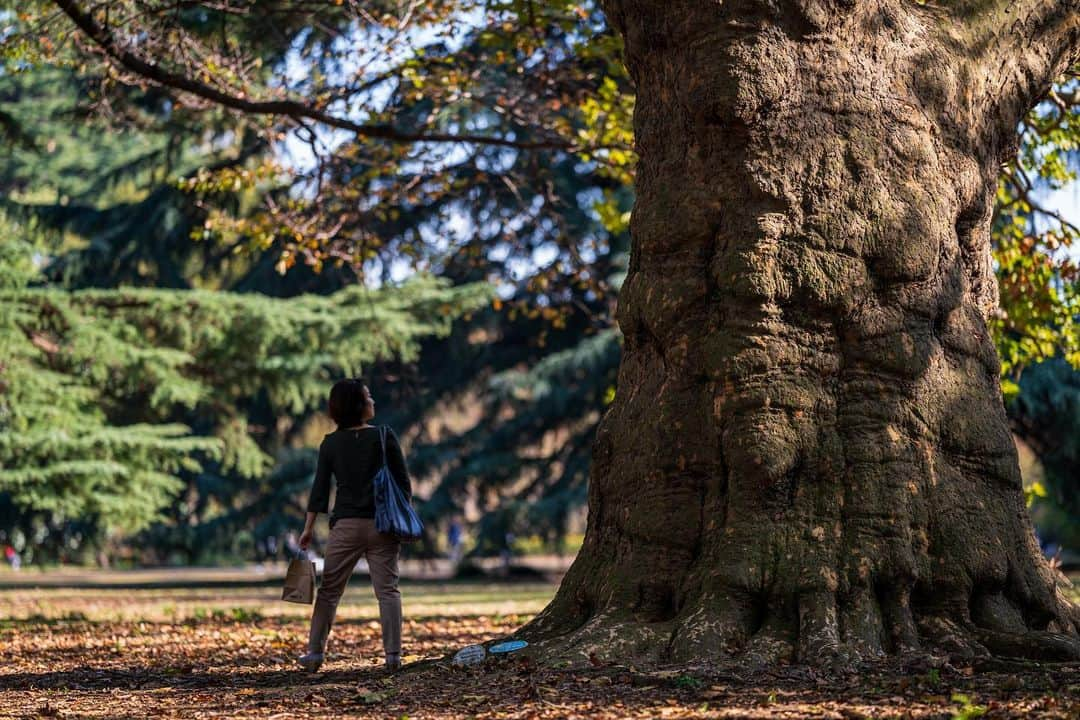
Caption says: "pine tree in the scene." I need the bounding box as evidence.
[0,235,490,561]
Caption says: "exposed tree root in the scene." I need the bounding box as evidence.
[518,580,1080,669]
[977,630,1080,662]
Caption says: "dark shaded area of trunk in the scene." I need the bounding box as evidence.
[525,0,1080,665]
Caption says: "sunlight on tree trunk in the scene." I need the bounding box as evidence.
[526,0,1080,666]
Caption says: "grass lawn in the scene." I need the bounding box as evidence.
[0,572,1077,719]
[0,580,556,625]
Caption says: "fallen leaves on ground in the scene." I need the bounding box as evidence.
[0,583,1077,719]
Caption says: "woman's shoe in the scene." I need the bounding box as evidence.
[297,652,324,672]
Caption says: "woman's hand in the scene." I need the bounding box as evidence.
[299,511,317,551]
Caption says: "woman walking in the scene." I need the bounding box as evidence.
[297,379,412,672]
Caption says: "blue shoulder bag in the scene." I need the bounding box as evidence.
[373,425,424,541]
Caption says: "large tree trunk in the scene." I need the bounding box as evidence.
[525,0,1080,665]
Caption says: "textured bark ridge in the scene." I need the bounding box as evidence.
[524,0,1080,665]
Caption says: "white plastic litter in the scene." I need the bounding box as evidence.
[451,644,487,667]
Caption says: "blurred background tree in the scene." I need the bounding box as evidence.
[0,61,491,563]
[0,1,1076,566]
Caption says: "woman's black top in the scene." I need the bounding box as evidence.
[306,426,412,526]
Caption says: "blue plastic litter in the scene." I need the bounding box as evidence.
[489,640,529,654]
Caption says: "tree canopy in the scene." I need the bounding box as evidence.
[5,2,1074,377]
[0,1,1077,562]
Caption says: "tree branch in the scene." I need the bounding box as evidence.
[50,0,576,152]
[963,0,1080,148]
[1003,167,1080,237]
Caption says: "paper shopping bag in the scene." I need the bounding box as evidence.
[282,554,316,604]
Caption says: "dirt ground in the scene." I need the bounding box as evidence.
[1,574,1078,719]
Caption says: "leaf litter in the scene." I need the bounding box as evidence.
[0,584,1077,719]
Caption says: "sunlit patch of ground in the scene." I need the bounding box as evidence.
[0,581,554,625]
[0,573,1077,719]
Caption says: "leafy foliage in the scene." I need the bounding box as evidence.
[2,1,631,305]
[0,1,635,557]
[1,1,1078,561]
[993,76,1080,397]
[0,234,490,557]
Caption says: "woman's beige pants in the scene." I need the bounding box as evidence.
[308,518,401,659]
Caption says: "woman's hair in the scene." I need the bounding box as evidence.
[328,378,368,427]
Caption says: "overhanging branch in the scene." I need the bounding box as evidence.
[51,0,576,153]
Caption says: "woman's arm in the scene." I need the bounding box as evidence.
[299,511,318,550]
[385,429,413,501]
[301,438,332,549]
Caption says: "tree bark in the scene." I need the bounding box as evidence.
[525,0,1080,665]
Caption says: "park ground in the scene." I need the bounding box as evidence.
[0,567,1078,719]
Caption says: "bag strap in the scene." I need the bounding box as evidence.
[379,425,389,469]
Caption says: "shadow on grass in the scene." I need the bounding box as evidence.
[0,666,376,691]
[0,612,532,632]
